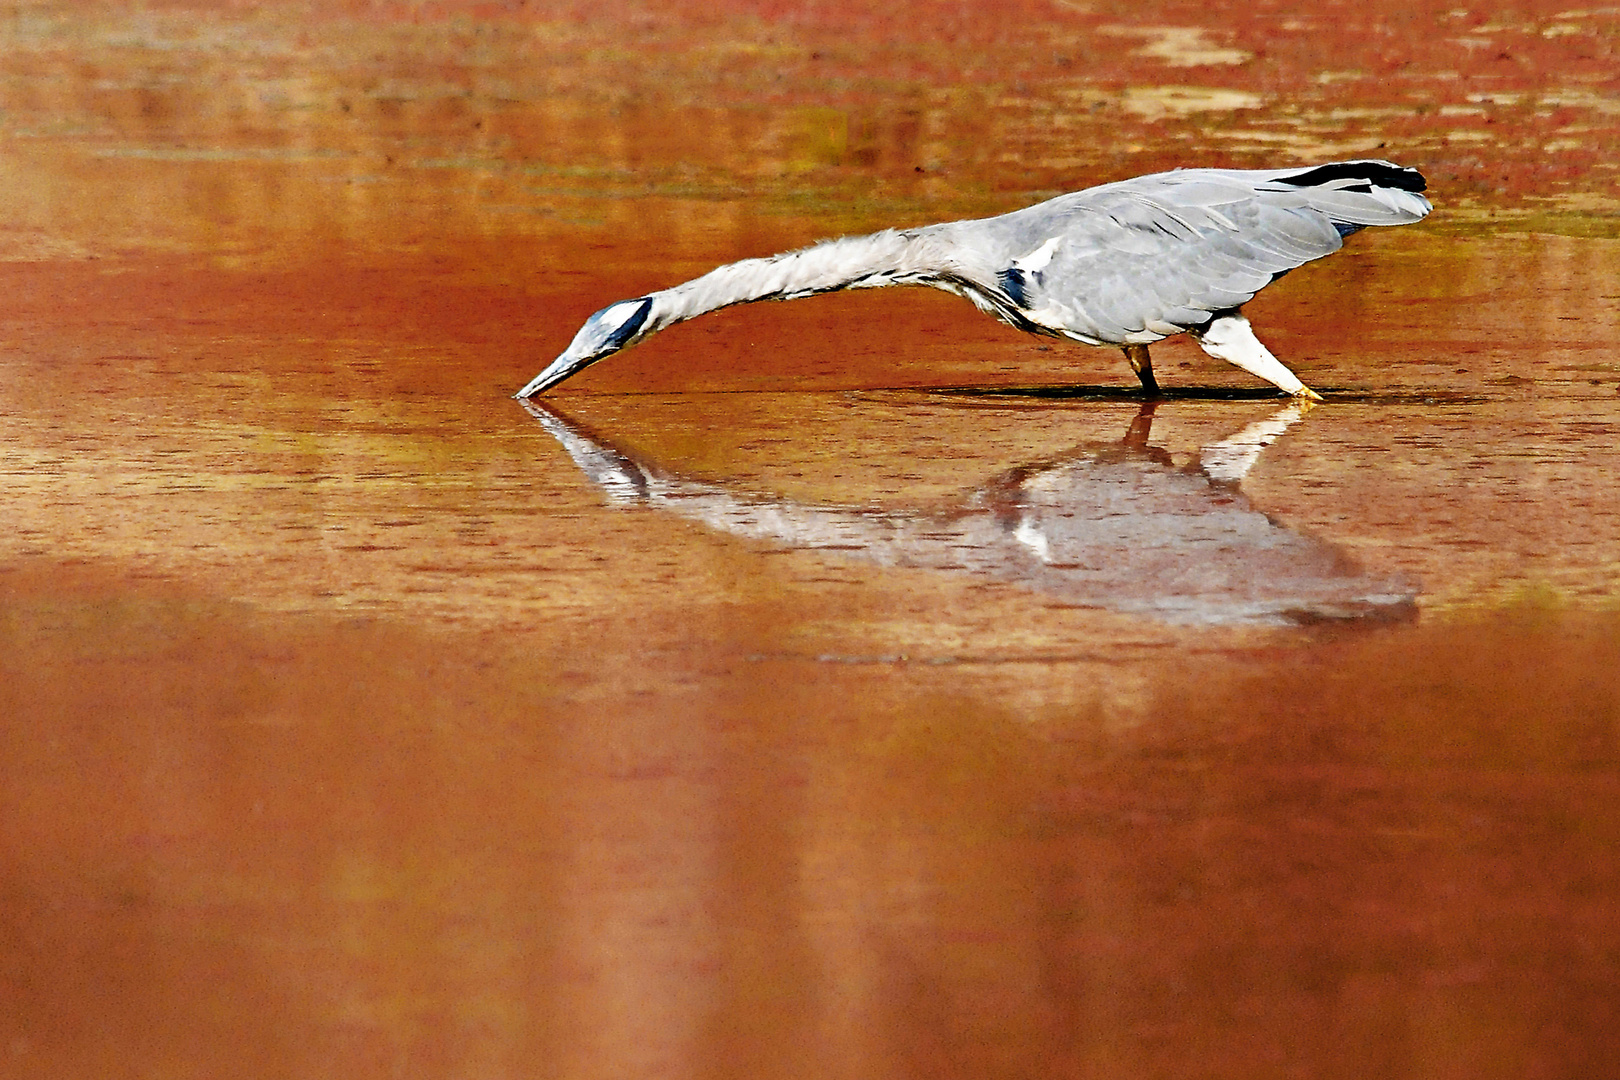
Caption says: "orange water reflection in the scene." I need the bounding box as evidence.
[2,2,1619,1079]
[4,573,1618,1079]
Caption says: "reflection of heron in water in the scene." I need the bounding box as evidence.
[523,400,1415,626]
[516,160,1429,401]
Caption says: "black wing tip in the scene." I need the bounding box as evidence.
[1276,161,1427,194]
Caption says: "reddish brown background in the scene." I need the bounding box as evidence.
[1,2,1618,1078]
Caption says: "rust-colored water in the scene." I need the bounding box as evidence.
[2,3,1618,1078]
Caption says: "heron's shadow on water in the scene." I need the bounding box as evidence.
[522,396,1417,627]
[915,385,1490,407]
[924,384,1290,402]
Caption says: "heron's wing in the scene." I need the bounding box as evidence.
[978,162,1429,344]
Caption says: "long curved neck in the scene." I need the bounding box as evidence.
[514,223,972,398]
[645,227,945,332]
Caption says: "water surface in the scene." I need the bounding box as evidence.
[2,3,1618,1079]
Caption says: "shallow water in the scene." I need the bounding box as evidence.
[2,3,1619,1079]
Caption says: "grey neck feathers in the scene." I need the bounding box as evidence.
[647,228,939,331]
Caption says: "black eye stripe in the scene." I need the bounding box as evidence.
[603,297,653,349]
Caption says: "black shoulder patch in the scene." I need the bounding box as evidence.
[602,297,653,350]
[997,267,1032,309]
[1276,162,1427,193]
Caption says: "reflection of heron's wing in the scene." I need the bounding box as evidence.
[524,401,1415,626]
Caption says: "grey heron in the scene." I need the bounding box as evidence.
[515,160,1430,400]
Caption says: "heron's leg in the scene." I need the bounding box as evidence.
[1121,343,1161,395]
[1191,312,1323,401]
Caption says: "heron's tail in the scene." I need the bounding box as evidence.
[1268,159,1432,233]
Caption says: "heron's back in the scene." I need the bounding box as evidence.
[942,159,1430,345]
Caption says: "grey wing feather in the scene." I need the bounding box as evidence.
[965,161,1430,344]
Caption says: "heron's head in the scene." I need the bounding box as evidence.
[515,296,654,398]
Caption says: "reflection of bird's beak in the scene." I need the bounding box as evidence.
[516,397,553,421]
[517,397,656,505]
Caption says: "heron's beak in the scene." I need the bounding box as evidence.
[514,354,584,399]
[1299,386,1325,402]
